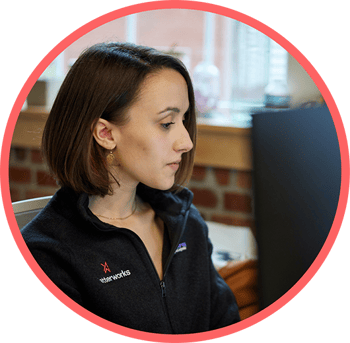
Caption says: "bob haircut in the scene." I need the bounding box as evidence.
[42,42,197,196]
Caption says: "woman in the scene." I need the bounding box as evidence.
[22,42,240,333]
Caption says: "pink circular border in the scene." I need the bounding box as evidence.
[1,1,349,342]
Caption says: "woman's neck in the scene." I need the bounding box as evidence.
[88,182,138,220]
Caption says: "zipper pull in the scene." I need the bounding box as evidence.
[160,280,166,297]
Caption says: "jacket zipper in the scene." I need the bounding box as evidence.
[159,278,173,333]
[160,280,166,297]
[120,220,187,332]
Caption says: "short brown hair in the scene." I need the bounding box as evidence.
[42,42,197,196]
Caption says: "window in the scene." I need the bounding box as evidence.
[33,11,290,124]
[192,13,289,126]
[198,15,288,110]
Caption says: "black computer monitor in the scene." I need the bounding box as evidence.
[251,104,341,309]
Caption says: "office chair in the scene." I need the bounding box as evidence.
[12,196,52,229]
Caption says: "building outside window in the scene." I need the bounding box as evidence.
[33,10,319,126]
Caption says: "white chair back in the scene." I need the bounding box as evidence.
[12,196,52,229]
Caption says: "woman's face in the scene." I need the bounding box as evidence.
[111,68,193,191]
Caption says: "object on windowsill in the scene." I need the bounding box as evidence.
[212,250,242,269]
[299,97,325,108]
[264,79,290,108]
[196,108,253,128]
[193,61,220,117]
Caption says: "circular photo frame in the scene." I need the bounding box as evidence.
[1,1,349,342]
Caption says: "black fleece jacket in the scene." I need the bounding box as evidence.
[21,184,240,334]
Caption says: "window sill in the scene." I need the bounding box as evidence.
[195,121,252,170]
[12,106,253,171]
[12,106,49,149]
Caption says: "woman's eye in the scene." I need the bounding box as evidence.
[161,122,175,129]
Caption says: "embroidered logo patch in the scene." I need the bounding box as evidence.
[99,270,131,284]
[101,261,111,273]
[175,242,187,254]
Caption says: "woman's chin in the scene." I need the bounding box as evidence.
[144,178,175,191]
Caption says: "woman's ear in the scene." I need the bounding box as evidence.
[92,118,117,150]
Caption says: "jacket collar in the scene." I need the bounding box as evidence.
[52,184,193,237]
[136,183,193,220]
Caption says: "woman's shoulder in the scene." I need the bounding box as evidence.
[187,203,209,233]
[21,187,82,243]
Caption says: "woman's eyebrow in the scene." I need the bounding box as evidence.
[157,107,181,115]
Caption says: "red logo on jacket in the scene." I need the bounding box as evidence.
[101,262,111,273]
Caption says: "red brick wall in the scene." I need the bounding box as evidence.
[188,165,255,235]
[9,147,255,234]
[9,147,59,202]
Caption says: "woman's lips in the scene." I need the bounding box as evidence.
[167,161,180,171]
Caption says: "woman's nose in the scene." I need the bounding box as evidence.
[174,125,193,153]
